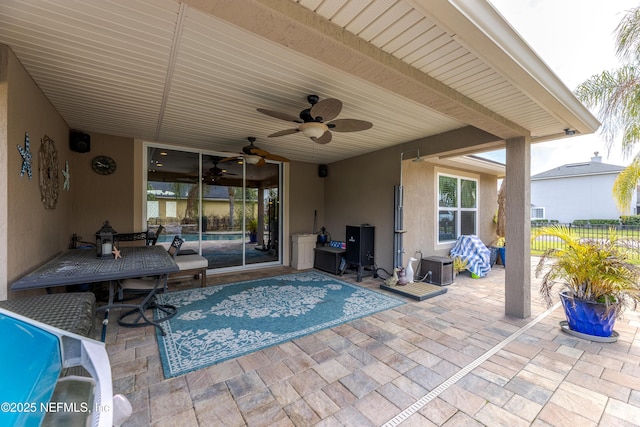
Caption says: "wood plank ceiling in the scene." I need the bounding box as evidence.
[0,0,596,165]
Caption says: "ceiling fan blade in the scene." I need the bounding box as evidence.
[243,146,270,157]
[264,153,290,162]
[257,108,303,123]
[310,98,342,122]
[327,119,373,132]
[312,131,332,144]
[268,129,299,137]
[220,156,241,163]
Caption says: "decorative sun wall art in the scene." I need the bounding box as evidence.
[17,132,32,180]
[39,135,59,209]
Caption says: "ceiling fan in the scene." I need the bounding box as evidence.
[221,137,290,166]
[202,159,236,184]
[257,94,373,144]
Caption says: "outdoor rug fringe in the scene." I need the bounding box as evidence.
[155,271,404,378]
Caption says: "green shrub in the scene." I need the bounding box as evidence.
[573,219,620,226]
[621,215,640,225]
[589,219,621,225]
[531,219,560,224]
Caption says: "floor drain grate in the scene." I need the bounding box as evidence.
[382,303,560,426]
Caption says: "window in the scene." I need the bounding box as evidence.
[531,207,545,219]
[165,201,177,218]
[147,201,159,220]
[438,173,478,243]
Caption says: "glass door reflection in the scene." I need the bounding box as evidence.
[146,147,281,270]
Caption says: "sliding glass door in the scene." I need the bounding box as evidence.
[146,146,281,269]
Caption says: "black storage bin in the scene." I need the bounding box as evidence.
[314,247,345,275]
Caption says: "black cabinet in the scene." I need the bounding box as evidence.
[346,225,374,266]
[345,225,375,281]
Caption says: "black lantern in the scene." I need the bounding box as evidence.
[96,220,118,258]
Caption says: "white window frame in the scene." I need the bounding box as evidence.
[531,207,545,220]
[165,200,178,218]
[436,172,479,245]
[146,200,159,220]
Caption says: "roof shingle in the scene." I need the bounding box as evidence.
[531,159,624,180]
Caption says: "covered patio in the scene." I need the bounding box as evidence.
[106,264,640,426]
[0,0,599,321]
[3,2,629,424]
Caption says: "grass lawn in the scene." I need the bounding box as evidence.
[530,226,640,261]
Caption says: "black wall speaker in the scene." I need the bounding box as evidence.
[318,164,328,178]
[70,131,90,153]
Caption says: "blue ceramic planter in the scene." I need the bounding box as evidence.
[559,291,616,337]
[498,247,506,266]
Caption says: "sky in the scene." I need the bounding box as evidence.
[483,0,639,175]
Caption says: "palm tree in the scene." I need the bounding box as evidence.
[575,5,640,212]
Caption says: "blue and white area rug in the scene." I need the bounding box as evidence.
[155,271,404,378]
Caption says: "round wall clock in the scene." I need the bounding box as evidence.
[91,155,117,175]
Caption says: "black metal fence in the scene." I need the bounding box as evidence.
[530,223,640,260]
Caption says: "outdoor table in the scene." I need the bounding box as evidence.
[11,246,179,339]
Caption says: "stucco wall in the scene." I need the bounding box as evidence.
[0,46,8,300]
[1,45,140,299]
[324,148,399,272]
[3,45,72,298]
[288,161,325,235]
[70,132,137,243]
[402,161,498,266]
[323,131,500,273]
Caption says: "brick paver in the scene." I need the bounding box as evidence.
[99,262,639,426]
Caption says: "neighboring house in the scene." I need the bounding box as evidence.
[530,153,633,223]
[146,182,259,228]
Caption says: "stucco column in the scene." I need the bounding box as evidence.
[505,136,531,318]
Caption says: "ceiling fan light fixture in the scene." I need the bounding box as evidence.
[299,122,328,139]
[245,155,262,165]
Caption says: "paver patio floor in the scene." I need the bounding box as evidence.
[101,260,640,426]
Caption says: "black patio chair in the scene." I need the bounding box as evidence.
[145,224,164,246]
[116,235,183,332]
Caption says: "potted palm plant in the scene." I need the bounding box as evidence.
[494,236,506,266]
[247,218,258,243]
[532,225,640,340]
